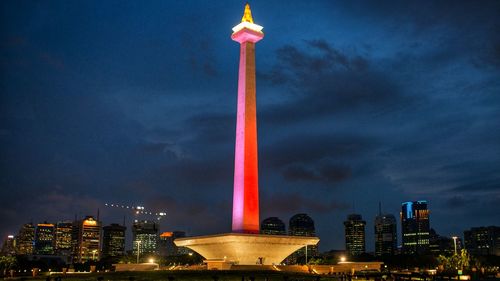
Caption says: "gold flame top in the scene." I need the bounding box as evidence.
[241,3,254,23]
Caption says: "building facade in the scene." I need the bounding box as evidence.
[55,222,73,256]
[429,229,462,256]
[1,235,15,256]
[159,231,187,257]
[287,214,318,263]
[344,214,366,256]
[261,217,286,235]
[72,216,101,263]
[401,201,430,254]
[464,226,500,256]
[15,223,35,255]
[35,223,55,255]
[102,224,126,260]
[374,214,397,256]
[132,220,159,256]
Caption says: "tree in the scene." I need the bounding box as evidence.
[437,249,471,274]
[0,256,17,276]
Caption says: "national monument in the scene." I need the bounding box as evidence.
[175,4,319,269]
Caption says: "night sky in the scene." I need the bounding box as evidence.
[1,1,500,252]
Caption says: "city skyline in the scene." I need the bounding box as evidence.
[1,0,500,252]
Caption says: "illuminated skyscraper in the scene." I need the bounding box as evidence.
[231,3,264,234]
[102,224,126,260]
[55,221,73,256]
[73,216,101,262]
[344,214,366,256]
[401,201,430,254]
[132,220,159,256]
[261,217,286,235]
[35,222,55,255]
[15,223,35,255]
[374,206,397,256]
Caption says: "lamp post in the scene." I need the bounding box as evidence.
[305,245,308,264]
[452,236,458,255]
[135,240,142,264]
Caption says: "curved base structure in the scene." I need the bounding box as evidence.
[174,233,319,267]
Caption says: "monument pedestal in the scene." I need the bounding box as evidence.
[175,233,319,269]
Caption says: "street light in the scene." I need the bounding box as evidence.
[135,240,142,264]
[340,256,346,263]
[148,258,155,264]
[452,236,458,255]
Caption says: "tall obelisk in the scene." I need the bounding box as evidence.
[175,6,319,266]
[231,4,264,234]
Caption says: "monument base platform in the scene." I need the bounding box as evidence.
[174,233,319,269]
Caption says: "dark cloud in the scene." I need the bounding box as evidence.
[181,17,219,77]
[164,157,233,186]
[185,112,234,144]
[262,192,349,215]
[263,133,377,168]
[443,195,477,209]
[282,162,351,184]
[450,179,500,193]
[258,40,409,125]
[483,40,500,68]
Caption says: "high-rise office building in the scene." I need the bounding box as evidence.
[102,224,126,260]
[55,222,73,256]
[289,214,316,237]
[159,231,187,257]
[401,200,430,254]
[344,214,366,256]
[72,216,101,262]
[15,223,35,255]
[374,212,397,256]
[35,223,55,255]
[172,231,189,255]
[287,214,318,263]
[1,235,16,256]
[261,217,286,235]
[132,220,159,256]
[429,229,462,256]
[464,226,500,256]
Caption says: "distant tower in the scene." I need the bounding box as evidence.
[1,235,16,256]
[464,226,500,256]
[231,3,264,234]
[102,224,126,261]
[261,217,286,235]
[73,216,101,262]
[35,222,56,255]
[132,220,159,256]
[374,206,397,256]
[344,214,366,256]
[55,221,73,256]
[401,201,430,254]
[15,223,35,255]
[288,214,318,263]
[159,231,188,257]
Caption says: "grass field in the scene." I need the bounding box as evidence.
[14,270,338,281]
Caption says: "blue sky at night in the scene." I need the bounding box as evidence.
[1,1,499,251]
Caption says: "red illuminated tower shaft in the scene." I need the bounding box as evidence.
[231,4,264,234]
